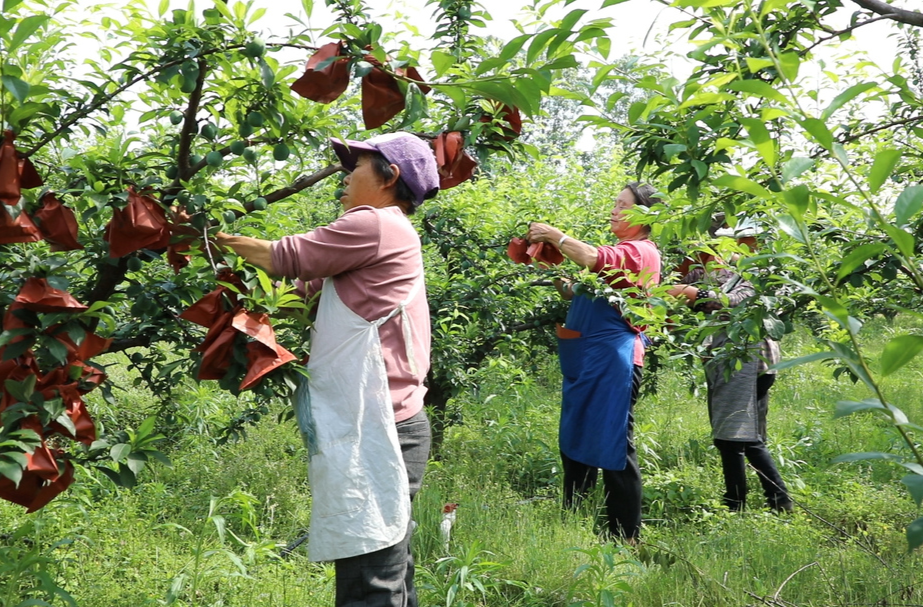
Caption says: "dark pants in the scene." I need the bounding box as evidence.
[334,410,431,607]
[713,375,791,511]
[561,366,642,540]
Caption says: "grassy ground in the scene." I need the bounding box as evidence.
[1,317,921,606]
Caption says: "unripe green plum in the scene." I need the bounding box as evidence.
[247,111,264,127]
[243,37,266,58]
[206,151,224,167]
[273,142,290,161]
[201,123,218,140]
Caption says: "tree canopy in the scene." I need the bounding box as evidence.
[2,0,923,549]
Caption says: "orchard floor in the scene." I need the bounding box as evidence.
[1,318,922,606]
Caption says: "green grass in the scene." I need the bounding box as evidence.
[1,317,922,606]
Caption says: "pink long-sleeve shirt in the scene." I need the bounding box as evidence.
[592,239,661,366]
[270,205,430,422]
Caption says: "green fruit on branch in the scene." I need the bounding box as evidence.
[201,123,218,140]
[206,151,224,167]
[242,147,257,163]
[253,197,268,210]
[223,210,237,224]
[273,142,290,161]
[165,165,178,179]
[127,257,143,272]
[230,140,246,155]
[238,122,254,138]
[190,153,203,165]
[246,111,264,127]
[243,37,266,58]
[169,110,184,125]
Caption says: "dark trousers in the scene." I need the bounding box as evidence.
[561,365,642,540]
[713,375,791,511]
[334,410,431,607]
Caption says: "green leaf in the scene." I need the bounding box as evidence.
[834,398,885,418]
[901,474,923,507]
[815,293,849,322]
[136,416,157,439]
[430,51,456,78]
[259,58,274,88]
[110,443,130,462]
[883,224,915,258]
[868,148,901,194]
[745,57,775,73]
[46,337,69,364]
[558,8,587,32]
[1,75,30,103]
[663,143,686,160]
[822,82,877,120]
[8,14,49,53]
[777,52,800,82]
[5,374,36,403]
[0,459,23,485]
[526,28,559,64]
[835,243,885,281]
[712,174,771,198]
[832,142,849,167]
[770,351,835,372]
[798,117,833,149]
[782,184,810,220]
[777,214,806,243]
[894,184,923,226]
[55,413,76,437]
[602,0,629,5]
[126,452,147,475]
[498,34,531,63]
[782,156,813,183]
[908,516,923,552]
[159,0,169,16]
[880,334,923,377]
[740,118,775,165]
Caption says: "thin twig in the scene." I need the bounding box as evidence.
[801,14,899,55]
[772,561,817,603]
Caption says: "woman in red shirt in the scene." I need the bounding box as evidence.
[527,182,662,542]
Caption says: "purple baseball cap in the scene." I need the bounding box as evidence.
[330,132,440,207]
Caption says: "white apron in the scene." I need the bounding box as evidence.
[295,275,421,562]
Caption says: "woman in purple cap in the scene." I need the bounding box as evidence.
[213,132,439,607]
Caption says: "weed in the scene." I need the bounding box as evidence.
[566,544,638,607]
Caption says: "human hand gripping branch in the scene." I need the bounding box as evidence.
[169,207,276,274]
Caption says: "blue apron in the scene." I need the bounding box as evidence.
[557,294,637,471]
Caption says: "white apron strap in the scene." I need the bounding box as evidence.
[373,274,423,376]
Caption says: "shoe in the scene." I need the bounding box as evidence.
[771,500,794,514]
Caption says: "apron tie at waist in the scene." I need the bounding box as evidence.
[374,275,423,377]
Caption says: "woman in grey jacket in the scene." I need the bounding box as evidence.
[668,257,793,513]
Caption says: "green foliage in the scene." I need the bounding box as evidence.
[0,522,74,607]
[566,544,637,607]
[0,0,633,512]
[418,542,530,607]
[549,0,923,549]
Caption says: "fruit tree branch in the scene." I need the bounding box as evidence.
[850,0,923,26]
